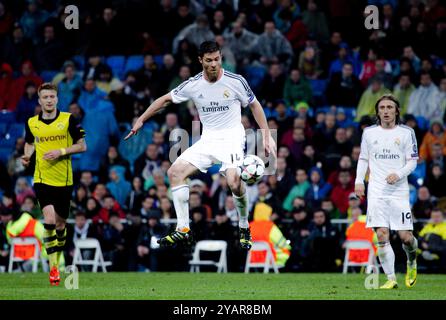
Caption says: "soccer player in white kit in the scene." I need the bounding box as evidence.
[355,94,419,289]
[125,41,275,250]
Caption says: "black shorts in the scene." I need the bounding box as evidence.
[33,183,73,220]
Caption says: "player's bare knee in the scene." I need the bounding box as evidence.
[399,231,413,245]
[167,165,184,185]
[376,228,389,242]
[226,173,241,192]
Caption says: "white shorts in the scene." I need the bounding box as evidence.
[366,198,413,231]
[177,126,245,173]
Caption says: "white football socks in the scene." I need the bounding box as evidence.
[172,185,190,231]
[378,241,396,281]
[233,193,249,229]
[403,237,418,266]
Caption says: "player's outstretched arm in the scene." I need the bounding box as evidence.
[124,93,173,140]
[249,100,276,158]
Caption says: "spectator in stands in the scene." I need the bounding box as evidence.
[301,0,329,43]
[95,64,123,95]
[210,10,228,35]
[19,0,49,44]
[223,20,259,68]
[224,195,238,223]
[412,186,436,220]
[323,127,353,174]
[434,77,446,118]
[134,144,162,184]
[56,61,83,112]
[34,24,65,71]
[139,196,155,219]
[0,2,13,37]
[6,137,27,181]
[419,120,446,163]
[304,208,341,272]
[321,197,342,220]
[92,195,126,224]
[329,169,354,216]
[90,7,125,56]
[283,11,308,54]
[402,45,421,74]
[253,181,282,220]
[0,63,15,111]
[14,177,34,207]
[172,2,196,36]
[172,14,215,54]
[1,25,33,71]
[254,21,294,71]
[15,81,37,124]
[65,210,98,266]
[326,62,363,107]
[286,206,310,271]
[159,196,174,221]
[78,78,107,113]
[190,206,209,242]
[393,73,415,116]
[298,43,322,80]
[418,208,446,272]
[304,166,331,210]
[359,48,378,88]
[312,112,337,153]
[424,164,446,199]
[83,53,106,81]
[136,213,167,272]
[126,177,145,215]
[21,195,41,219]
[283,68,312,107]
[215,35,236,73]
[373,59,393,90]
[408,72,440,121]
[355,78,390,121]
[85,197,101,220]
[11,60,43,110]
[402,113,425,146]
[72,185,88,213]
[258,63,286,106]
[79,171,96,195]
[106,167,131,209]
[328,43,360,79]
[100,211,127,271]
[274,157,295,203]
[427,143,446,172]
[99,146,132,183]
[160,112,181,148]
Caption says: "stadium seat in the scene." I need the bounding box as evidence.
[124,55,144,74]
[342,240,378,274]
[189,240,228,273]
[8,237,48,273]
[0,134,16,148]
[415,116,430,131]
[40,70,58,82]
[72,238,112,272]
[8,123,25,139]
[0,111,15,124]
[153,55,164,69]
[243,66,267,92]
[106,55,126,79]
[72,55,85,70]
[244,241,279,274]
[0,123,7,135]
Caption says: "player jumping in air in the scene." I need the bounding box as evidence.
[125,41,276,250]
[355,94,418,289]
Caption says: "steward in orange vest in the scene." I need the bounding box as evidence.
[345,213,377,263]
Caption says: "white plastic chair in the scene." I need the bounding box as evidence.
[72,238,112,272]
[189,240,228,273]
[8,237,46,273]
[342,240,378,274]
[244,241,279,274]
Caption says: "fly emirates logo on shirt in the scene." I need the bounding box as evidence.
[201,101,230,113]
[374,147,400,160]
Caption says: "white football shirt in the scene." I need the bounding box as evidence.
[359,124,419,199]
[170,69,256,131]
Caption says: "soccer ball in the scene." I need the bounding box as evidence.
[238,155,265,185]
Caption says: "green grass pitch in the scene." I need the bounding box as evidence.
[1,272,445,300]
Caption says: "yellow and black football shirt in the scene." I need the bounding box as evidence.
[25,110,85,187]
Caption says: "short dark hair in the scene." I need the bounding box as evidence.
[198,41,220,58]
[38,82,57,95]
[374,94,401,125]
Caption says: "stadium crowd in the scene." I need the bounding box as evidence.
[1,0,446,273]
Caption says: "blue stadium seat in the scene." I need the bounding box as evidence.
[0,146,13,164]
[154,55,164,69]
[0,123,7,135]
[0,134,15,148]
[8,123,25,139]
[309,79,328,106]
[415,116,430,131]
[40,70,58,82]
[106,55,126,79]
[244,66,267,92]
[72,55,85,70]
[0,111,15,123]
[124,55,144,74]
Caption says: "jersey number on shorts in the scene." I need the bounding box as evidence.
[231,153,241,164]
[401,212,411,224]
